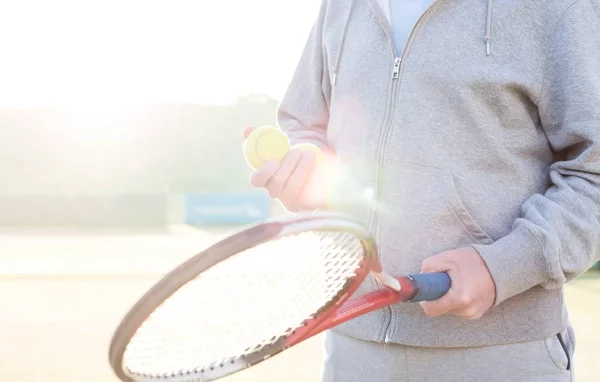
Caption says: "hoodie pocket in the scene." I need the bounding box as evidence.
[377,164,494,275]
[544,330,572,370]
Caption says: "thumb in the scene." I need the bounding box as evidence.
[421,251,453,274]
[243,125,256,139]
[418,252,458,317]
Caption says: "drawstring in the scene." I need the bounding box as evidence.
[332,0,354,85]
[484,0,494,56]
[334,0,492,77]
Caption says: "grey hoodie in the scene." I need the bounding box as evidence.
[277,0,600,347]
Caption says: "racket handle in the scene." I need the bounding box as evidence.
[406,273,451,302]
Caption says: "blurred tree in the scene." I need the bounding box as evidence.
[0,94,279,196]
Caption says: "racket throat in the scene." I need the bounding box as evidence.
[371,270,401,291]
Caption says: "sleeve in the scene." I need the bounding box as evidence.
[276,0,332,151]
[472,0,600,306]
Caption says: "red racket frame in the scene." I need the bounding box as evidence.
[109,212,430,382]
[284,256,417,347]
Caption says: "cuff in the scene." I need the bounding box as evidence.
[471,225,549,306]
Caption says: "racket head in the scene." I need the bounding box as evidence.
[108,211,377,382]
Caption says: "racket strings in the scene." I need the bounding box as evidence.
[122,230,366,380]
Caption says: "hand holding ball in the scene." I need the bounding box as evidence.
[242,125,329,211]
[290,142,325,165]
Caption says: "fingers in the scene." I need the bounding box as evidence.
[420,283,468,318]
[280,150,317,203]
[419,252,460,318]
[418,248,494,320]
[265,148,317,199]
[248,149,317,210]
[264,148,302,198]
[249,160,280,188]
[243,125,319,210]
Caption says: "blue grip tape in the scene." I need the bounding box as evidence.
[407,273,451,302]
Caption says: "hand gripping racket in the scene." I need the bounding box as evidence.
[109,211,451,382]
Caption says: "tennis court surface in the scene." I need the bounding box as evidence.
[0,227,598,382]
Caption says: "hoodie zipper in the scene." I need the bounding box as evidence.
[368,0,440,344]
[392,58,401,79]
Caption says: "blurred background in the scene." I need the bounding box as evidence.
[0,1,598,381]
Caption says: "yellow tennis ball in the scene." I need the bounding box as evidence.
[243,125,290,169]
[292,142,325,164]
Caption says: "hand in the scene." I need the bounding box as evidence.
[419,247,496,320]
[243,125,321,211]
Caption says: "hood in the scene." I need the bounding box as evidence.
[333,0,495,85]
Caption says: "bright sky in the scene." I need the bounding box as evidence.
[0,0,322,107]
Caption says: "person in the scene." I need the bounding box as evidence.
[243,0,600,380]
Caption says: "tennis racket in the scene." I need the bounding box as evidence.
[109,211,451,382]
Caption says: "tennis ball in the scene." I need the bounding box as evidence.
[292,142,325,165]
[243,125,291,169]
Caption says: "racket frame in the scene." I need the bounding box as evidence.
[109,211,380,382]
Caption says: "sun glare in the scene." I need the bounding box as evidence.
[0,0,322,108]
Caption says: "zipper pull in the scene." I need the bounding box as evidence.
[392,57,401,79]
